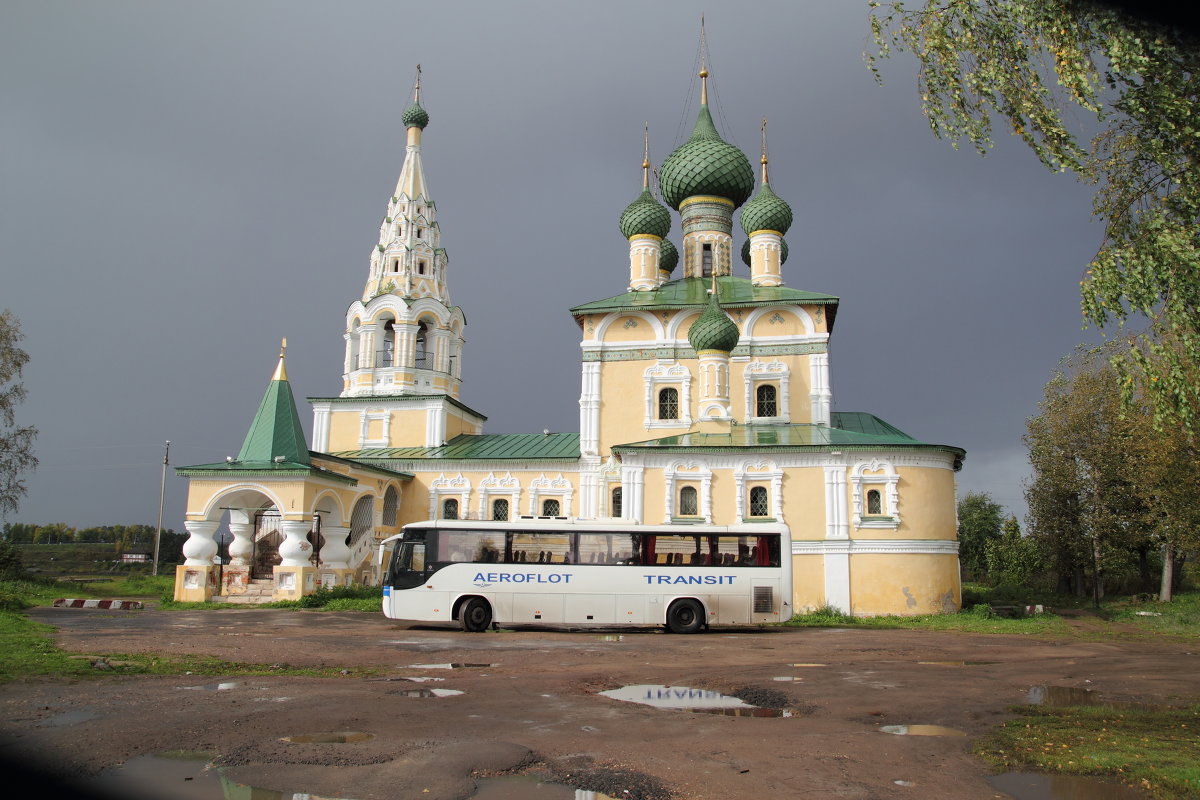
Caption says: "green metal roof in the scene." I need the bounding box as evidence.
[176,451,413,483]
[740,181,793,236]
[570,276,838,325]
[612,413,964,462]
[659,238,679,274]
[331,432,581,461]
[687,291,740,353]
[236,369,311,466]
[402,101,429,129]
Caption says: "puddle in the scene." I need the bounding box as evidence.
[598,685,792,717]
[472,775,619,799]
[40,709,99,727]
[183,681,239,692]
[791,663,826,667]
[1027,686,1099,706]
[879,724,967,737]
[918,661,998,666]
[597,634,624,642]
[986,771,1150,799]
[772,676,802,681]
[90,753,356,799]
[407,663,495,669]
[385,688,465,698]
[282,731,375,743]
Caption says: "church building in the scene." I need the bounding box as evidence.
[175,64,965,616]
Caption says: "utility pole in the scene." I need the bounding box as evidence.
[153,440,170,576]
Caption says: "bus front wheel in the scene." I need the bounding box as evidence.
[666,599,704,634]
[460,597,492,633]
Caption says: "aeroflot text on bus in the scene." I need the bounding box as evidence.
[470,572,736,586]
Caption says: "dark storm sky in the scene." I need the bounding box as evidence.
[1,1,1105,530]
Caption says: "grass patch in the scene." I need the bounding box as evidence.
[1108,593,1200,638]
[156,584,382,612]
[0,609,380,682]
[783,604,1071,636]
[976,703,1200,799]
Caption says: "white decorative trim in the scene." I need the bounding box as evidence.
[850,459,901,530]
[791,539,959,555]
[476,472,521,520]
[644,363,693,428]
[743,360,791,423]
[662,461,713,523]
[809,352,831,426]
[528,473,573,517]
[621,464,644,523]
[428,473,471,519]
[742,305,816,336]
[592,310,665,342]
[579,362,601,455]
[733,460,784,521]
[824,466,849,539]
[824,551,850,613]
[359,409,392,448]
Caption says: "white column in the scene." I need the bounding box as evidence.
[824,466,848,539]
[628,235,661,291]
[278,520,314,567]
[810,352,831,426]
[226,521,254,566]
[182,521,220,566]
[319,525,351,569]
[579,362,601,456]
[824,542,851,614]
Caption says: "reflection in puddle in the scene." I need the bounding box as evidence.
[1027,686,1098,706]
[791,663,826,667]
[879,724,967,737]
[90,753,356,799]
[597,634,624,642]
[386,688,465,698]
[407,663,495,669]
[918,661,998,666]
[772,676,801,682]
[599,685,793,717]
[183,682,238,692]
[986,771,1149,799]
[473,775,619,799]
[282,731,375,743]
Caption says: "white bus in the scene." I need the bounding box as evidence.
[378,518,792,633]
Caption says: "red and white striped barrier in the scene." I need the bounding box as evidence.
[52,599,144,610]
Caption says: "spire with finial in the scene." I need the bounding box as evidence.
[402,64,429,130]
[238,341,311,465]
[740,117,793,238]
[619,125,671,241]
[272,337,288,381]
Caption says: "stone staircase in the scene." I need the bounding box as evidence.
[211,578,276,604]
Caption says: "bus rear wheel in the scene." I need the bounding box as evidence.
[666,599,704,634]
[460,597,492,633]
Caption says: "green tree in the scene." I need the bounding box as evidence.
[868,2,1200,439]
[1025,345,1150,604]
[956,491,1005,579]
[0,310,37,516]
[985,515,1042,587]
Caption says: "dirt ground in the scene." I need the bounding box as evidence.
[2,608,1196,800]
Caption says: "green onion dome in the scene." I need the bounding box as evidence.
[740,237,789,266]
[739,182,793,236]
[619,189,672,240]
[659,105,755,210]
[402,101,429,130]
[659,239,679,274]
[687,290,740,353]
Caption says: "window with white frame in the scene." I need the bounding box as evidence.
[541,498,560,516]
[743,360,790,423]
[611,486,622,518]
[492,498,509,521]
[749,486,770,517]
[678,486,699,516]
[658,387,680,420]
[756,384,778,417]
[442,498,458,519]
[851,460,900,529]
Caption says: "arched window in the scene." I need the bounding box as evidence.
[679,486,698,516]
[866,489,882,516]
[348,496,375,548]
[442,498,458,520]
[749,486,769,517]
[542,499,560,517]
[415,322,429,368]
[756,384,778,417]
[379,320,395,367]
[701,242,713,277]
[382,486,399,526]
[611,487,622,518]
[492,498,509,521]
[658,387,680,420]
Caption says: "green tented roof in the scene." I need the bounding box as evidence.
[237,371,311,466]
[612,412,964,462]
[570,277,838,330]
[331,432,581,461]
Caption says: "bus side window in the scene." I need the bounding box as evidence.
[410,543,425,572]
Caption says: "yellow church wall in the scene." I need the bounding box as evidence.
[747,306,811,338]
[730,354,813,423]
[850,467,958,541]
[780,468,828,540]
[602,316,656,343]
[789,555,827,613]
[848,554,961,615]
[327,410,361,452]
[596,360,691,454]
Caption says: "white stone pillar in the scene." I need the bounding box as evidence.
[278,520,314,567]
[628,235,661,291]
[227,521,254,566]
[319,525,351,569]
[182,521,220,566]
